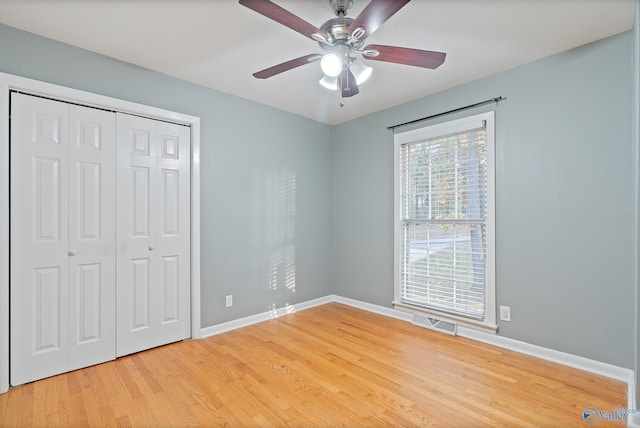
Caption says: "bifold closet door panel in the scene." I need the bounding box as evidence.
[10,93,116,385]
[67,104,116,371]
[116,113,191,357]
[10,94,71,385]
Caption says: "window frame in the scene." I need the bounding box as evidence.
[393,112,496,332]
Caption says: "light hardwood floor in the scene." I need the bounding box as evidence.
[0,303,628,427]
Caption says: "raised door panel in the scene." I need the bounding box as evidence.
[161,256,179,323]
[132,167,151,237]
[75,264,102,343]
[130,258,151,331]
[10,93,70,385]
[33,158,62,241]
[76,162,101,240]
[161,169,179,237]
[33,267,62,352]
[68,105,116,371]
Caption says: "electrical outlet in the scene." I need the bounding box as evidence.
[225,295,233,308]
[499,305,511,322]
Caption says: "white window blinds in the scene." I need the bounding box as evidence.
[399,119,489,319]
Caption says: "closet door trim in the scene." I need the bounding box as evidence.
[0,72,202,393]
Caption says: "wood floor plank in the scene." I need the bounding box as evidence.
[0,303,628,426]
[3,383,32,426]
[0,387,6,427]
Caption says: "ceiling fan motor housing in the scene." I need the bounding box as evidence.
[320,18,353,42]
[329,0,353,17]
[319,17,364,53]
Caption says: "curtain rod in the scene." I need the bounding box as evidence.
[387,96,506,131]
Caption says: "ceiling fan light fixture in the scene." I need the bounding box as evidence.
[320,52,343,77]
[350,59,372,85]
[319,75,339,91]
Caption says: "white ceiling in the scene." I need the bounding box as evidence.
[0,0,635,125]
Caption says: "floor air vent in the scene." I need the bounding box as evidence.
[411,314,457,336]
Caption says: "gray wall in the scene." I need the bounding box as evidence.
[0,23,334,328]
[333,31,636,369]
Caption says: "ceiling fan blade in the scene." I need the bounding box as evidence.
[253,54,321,79]
[239,0,330,41]
[348,0,410,40]
[339,67,359,98]
[364,44,446,69]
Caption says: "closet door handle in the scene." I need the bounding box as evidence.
[68,250,77,257]
[148,245,155,251]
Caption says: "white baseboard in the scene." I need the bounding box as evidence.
[199,295,334,338]
[457,326,634,383]
[333,295,413,322]
[199,293,636,421]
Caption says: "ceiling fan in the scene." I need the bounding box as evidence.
[239,0,446,98]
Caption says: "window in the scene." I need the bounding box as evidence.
[394,112,495,328]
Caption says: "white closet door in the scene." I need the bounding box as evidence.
[67,105,116,371]
[10,94,70,385]
[116,113,190,357]
[10,94,116,385]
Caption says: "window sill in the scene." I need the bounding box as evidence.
[392,300,498,334]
